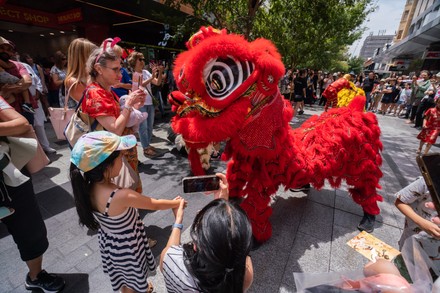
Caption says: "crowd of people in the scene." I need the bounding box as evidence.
[0,32,439,292]
[281,68,440,155]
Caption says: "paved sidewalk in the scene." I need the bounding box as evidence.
[0,107,436,292]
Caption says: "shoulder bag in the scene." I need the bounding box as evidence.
[48,83,76,140]
[64,86,101,149]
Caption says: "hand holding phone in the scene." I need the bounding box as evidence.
[182,175,220,193]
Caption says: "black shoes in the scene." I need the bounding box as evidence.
[25,270,65,292]
[357,211,376,233]
[289,183,311,192]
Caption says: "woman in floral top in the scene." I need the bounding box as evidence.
[80,40,145,192]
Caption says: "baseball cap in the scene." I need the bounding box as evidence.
[0,36,14,49]
[70,131,137,172]
[436,72,440,78]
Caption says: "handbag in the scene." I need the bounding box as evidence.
[48,84,75,140]
[64,86,101,149]
[112,156,140,190]
[7,127,50,174]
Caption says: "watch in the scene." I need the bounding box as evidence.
[123,105,133,112]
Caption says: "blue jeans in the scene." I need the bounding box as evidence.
[138,105,155,149]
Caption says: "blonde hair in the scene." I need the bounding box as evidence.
[65,38,97,90]
[127,51,143,69]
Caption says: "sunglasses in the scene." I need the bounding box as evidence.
[139,58,145,62]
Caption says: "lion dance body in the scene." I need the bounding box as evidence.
[169,27,383,243]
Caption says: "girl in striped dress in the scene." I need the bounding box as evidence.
[70,131,185,293]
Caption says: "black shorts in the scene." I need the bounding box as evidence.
[1,169,48,261]
[283,93,293,100]
[381,95,393,104]
[293,95,304,102]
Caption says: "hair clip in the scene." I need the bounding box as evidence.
[95,37,122,64]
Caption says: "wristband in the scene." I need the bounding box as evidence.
[172,223,183,230]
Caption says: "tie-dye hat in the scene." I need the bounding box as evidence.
[70,131,137,172]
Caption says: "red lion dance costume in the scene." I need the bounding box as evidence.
[169,27,383,243]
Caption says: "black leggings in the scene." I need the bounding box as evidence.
[1,169,48,261]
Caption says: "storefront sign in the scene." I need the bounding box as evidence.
[392,59,411,70]
[425,51,440,59]
[0,4,56,27]
[57,8,82,24]
[0,4,81,29]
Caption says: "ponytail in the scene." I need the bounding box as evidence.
[70,163,100,230]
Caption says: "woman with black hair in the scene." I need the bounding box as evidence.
[160,173,254,292]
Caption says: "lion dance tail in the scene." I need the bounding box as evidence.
[290,96,383,215]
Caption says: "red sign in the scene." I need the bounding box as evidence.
[0,4,81,29]
[425,51,440,59]
[57,8,82,25]
[0,4,57,28]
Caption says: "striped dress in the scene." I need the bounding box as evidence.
[93,189,156,292]
[162,245,204,292]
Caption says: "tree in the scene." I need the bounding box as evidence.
[254,0,375,70]
[164,0,375,71]
[163,0,264,38]
[347,56,365,74]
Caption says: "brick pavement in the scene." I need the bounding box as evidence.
[0,107,436,292]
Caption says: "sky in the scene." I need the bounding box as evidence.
[348,0,407,57]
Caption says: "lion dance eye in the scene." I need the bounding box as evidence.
[203,56,254,100]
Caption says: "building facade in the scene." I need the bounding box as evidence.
[375,0,440,73]
[359,34,395,60]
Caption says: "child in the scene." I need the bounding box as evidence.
[70,131,185,293]
[0,59,35,113]
[394,177,440,277]
[119,94,148,133]
[416,97,440,154]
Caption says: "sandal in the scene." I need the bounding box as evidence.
[143,147,157,158]
[147,282,154,293]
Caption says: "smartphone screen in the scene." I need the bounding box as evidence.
[182,175,220,193]
[417,154,440,214]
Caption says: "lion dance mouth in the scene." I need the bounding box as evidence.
[169,26,383,243]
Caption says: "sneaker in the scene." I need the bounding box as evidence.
[43,147,57,154]
[357,212,376,233]
[289,183,311,192]
[298,110,304,115]
[25,270,65,292]
[22,103,35,114]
